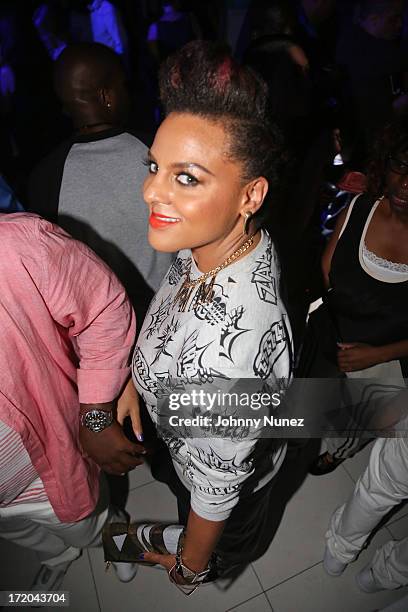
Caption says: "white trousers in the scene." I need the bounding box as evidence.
[327,361,406,460]
[0,477,113,571]
[325,437,408,590]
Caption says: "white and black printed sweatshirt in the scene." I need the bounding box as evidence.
[132,230,293,522]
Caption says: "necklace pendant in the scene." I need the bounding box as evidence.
[179,286,194,311]
[172,234,254,312]
[195,274,216,306]
[173,276,194,311]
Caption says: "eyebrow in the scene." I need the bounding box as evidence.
[147,151,214,176]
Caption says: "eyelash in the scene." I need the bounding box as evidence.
[143,158,158,174]
[142,158,199,186]
[177,173,198,186]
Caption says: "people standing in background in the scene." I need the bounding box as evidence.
[69,0,129,70]
[33,0,128,62]
[336,0,408,165]
[308,120,408,475]
[295,0,338,63]
[0,6,19,178]
[146,1,199,124]
[0,175,24,212]
[234,0,297,59]
[147,1,198,64]
[86,0,127,55]
[243,34,334,350]
[28,43,173,323]
[32,1,68,61]
[188,0,222,40]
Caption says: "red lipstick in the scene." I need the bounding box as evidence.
[149,212,181,229]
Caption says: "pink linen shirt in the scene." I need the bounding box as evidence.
[0,214,136,522]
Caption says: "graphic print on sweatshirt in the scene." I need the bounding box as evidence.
[131,231,293,519]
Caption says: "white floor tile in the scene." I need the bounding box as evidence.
[341,441,374,482]
[265,529,404,612]
[252,469,356,590]
[89,544,263,612]
[0,539,39,590]
[128,461,154,491]
[384,502,408,529]
[61,550,100,612]
[387,512,408,541]
[125,480,179,523]
[228,592,272,612]
[0,539,100,612]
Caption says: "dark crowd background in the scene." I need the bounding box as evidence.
[2,0,405,194]
[2,0,408,349]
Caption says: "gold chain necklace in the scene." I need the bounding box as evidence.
[173,234,255,312]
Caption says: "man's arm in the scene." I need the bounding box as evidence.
[37,218,145,473]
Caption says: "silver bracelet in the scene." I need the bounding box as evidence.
[168,546,211,596]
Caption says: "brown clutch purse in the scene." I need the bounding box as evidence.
[102,521,185,567]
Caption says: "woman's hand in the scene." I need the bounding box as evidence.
[140,508,223,584]
[140,552,179,574]
[138,552,206,585]
[337,343,384,372]
[117,378,144,442]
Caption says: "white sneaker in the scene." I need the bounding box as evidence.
[31,565,67,591]
[112,562,138,583]
[356,564,383,593]
[323,545,348,576]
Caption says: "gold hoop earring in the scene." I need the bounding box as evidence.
[243,211,252,236]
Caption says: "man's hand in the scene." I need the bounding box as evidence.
[337,343,384,372]
[79,420,146,475]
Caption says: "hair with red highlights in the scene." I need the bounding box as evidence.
[158,41,286,225]
[214,56,233,90]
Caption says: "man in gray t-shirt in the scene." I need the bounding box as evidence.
[29,43,172,322]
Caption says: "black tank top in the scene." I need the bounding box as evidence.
[328,194,408,347]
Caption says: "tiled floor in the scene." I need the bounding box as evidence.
[1,442,407,612]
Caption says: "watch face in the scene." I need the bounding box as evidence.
[83,410,113,432]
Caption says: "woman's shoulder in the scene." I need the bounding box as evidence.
[162,250,191,285]
[347,193,379,222]
[225,231,282,309]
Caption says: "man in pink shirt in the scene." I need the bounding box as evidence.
[0,213,143,588]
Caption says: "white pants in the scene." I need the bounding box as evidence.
[326,361,406,460]
[0,477,114,571]
[325,437,408,590]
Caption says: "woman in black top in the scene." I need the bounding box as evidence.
[310,120,408,474]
